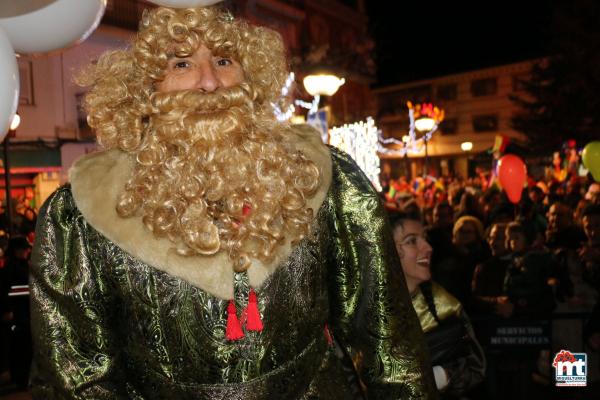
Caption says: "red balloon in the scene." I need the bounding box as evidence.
[498,154,527,204]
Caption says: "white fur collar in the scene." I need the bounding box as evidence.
[69,124,332,300]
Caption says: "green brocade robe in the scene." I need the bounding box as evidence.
[30,131,436,399]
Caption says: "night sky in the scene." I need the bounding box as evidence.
[366,1,554,87]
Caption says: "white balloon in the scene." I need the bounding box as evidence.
[0,0,106,55]
[147,0,224,8]
[0,26,19,140]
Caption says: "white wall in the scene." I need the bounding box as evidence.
[14,25,133,142]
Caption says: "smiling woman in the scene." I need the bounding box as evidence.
[392,216,432,293]
[389,210,486,398]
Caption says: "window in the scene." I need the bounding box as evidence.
[439,118,458,135]
[512,74,529,91]
[437,84,457,101]
[377,85,433,117]
[377,92,409,117]
[393,85,433,105]
[470,78,497,97]
[472,115,498,132]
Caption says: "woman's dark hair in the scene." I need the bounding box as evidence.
[420,281,441,324]
[388,210,420,230]
[388,210,440,323]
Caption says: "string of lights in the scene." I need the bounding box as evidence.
[377,105,441,156]
[330,117,381,191]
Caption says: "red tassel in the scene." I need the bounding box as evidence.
[242,202,252,217]
[244,289,263,332]
[226,300,244,341]
[324,323,333,346]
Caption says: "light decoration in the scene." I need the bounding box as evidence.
[272,72,297,121]
[378,101,445,156]
[329,117,381,191]
[272,72,322,121]
[295,95,320,115]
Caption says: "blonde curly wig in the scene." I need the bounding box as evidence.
[78,6,321,271]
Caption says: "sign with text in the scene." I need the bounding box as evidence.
[480,319,551,349]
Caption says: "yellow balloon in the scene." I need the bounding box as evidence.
[582,141,600,182]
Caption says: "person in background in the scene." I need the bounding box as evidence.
[391,211,485,399]
[580,204,600,290]
[503,221,556,318]
[14,207,37,241]
[433,215,489,308]
[586,182,600,205]
[584,300,600,396]
[564,179,583,211]
[471,223,511,316]
[426,202,454,267]
[551,204,600,389]
[479,188,502,227]
[456,192,485,223]
[546,202,586,251]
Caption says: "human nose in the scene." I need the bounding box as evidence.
[419,237,432,255]
[194,62,220,93]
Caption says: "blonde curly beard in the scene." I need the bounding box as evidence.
[115,84,321,272]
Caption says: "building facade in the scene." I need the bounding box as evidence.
[374,59,538,179]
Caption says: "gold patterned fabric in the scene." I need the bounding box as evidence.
[411,283,463,333]
[30,148,437,399]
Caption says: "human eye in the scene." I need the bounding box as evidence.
[403,236,417,246]
[167,56,191,71]
[216,57,233,67]
[173,60,191,69]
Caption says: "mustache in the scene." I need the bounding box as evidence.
[149,84,254,115]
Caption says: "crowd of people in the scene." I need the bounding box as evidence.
[383,168,600,398]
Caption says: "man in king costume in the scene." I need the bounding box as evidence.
[29,3,436,399]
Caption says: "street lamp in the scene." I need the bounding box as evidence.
[414,116,436,133]
[409,102,444,177]
[299,69,345,143]
[402,135,411,178]
[415,116,435,176]
[461,141,473,152]
[3,113,20,235]
[302,73,345,97]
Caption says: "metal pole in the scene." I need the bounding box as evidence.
[424,139,429,177]
[3,135,13,236]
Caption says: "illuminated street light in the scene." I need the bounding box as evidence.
[410,103,444,177]
[414,116,435,133]
[461,141,473,152]
[303,73,345,97]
